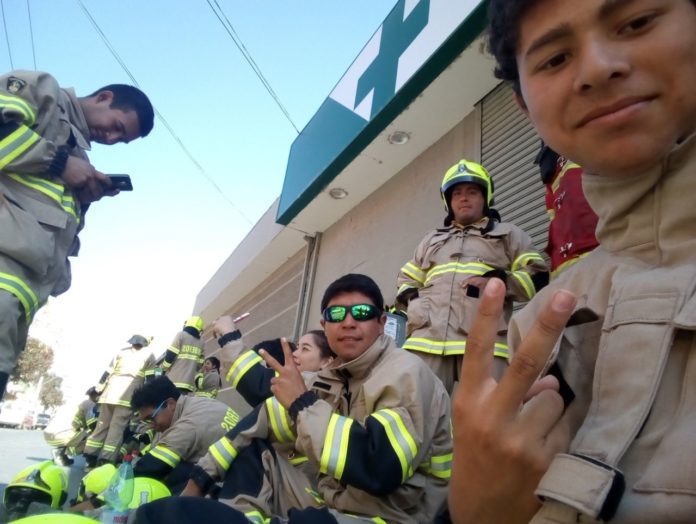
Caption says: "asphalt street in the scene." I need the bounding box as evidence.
[0,427,84,506]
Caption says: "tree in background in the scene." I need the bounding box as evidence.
[9,337,65,409]
[11,337,53,384]
[40,373,64,410]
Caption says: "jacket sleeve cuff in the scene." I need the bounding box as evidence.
[48,148,69,176]
[218,330,242,347]
[289,391,319,422]
[190,464,217,494]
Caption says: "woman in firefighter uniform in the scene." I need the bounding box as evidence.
[162,316,206,394]
[0,70,153,399]
[193,356,223,398]
[83,335,154,466]
[396,159,548,393]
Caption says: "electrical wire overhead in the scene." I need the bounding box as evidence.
[26,0,37,70]
[75,0,253,226]
[206,0,300,134]
[1,0,14,69]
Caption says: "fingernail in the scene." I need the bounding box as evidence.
[551,290,576,313]
[484,278,503,296]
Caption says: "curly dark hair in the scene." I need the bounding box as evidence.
[487,0,538,95]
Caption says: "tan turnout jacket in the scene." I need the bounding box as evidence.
[510,133,696,523]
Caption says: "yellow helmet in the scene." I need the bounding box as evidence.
[440,159,494,212]
[75,463,116,503]
[75,466,169,509]
[127,477,171,508]
[3,460,68,514]
[184,316,204,332]
[10,515,98,523]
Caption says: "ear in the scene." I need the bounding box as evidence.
[378,313,387,329]
[320,319,326,329]
[515,92,529,114]
[96,90,114,104]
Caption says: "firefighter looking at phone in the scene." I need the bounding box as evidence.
[0,69,154,400]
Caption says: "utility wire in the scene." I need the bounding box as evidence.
[26,0,37,70]
[75,0,253,226]
[1,0,14,69]
[206,0,300,134]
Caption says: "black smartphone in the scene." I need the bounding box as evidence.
[107,174,133,191]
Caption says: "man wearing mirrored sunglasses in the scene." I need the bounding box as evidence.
[155,273,451,524]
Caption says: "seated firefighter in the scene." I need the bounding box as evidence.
[44,386,100,466]
[130,376,240,493]
[396,159,548,393]
[139,273,452,524]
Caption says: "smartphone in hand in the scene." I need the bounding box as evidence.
[106,174,133,191]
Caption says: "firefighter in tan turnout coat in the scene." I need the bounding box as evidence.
[397,159,548,393]
[84,335,154,466]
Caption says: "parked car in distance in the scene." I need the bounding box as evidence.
[0,401,28,429]
[34,412,51,430]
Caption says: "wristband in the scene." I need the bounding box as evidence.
[217,330,241,347]
[288,391,319,422]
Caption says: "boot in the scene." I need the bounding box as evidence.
[83,453,98,471]
[52,448,74,466]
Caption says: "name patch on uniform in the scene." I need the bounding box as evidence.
[7,77,26,94]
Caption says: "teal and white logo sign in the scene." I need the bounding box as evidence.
[278,0,486,224]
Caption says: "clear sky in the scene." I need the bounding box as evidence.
[1,0,396,402]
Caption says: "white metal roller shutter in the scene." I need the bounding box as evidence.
[480,82,548,252]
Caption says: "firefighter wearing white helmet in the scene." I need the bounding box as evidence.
[2,460,68,519]
[83,334,155,467]
[396,159,549,393]
[162,316,206,394]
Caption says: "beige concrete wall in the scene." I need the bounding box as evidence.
[306,110,480,326]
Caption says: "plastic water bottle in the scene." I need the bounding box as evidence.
[100,454,134,523]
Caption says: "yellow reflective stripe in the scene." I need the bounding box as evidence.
[551,251,592,278]
[114,400,131,408]
[86,439,103,449]
[265,397,295,443]
[512,252,545,271]
[303,487,324,504]
[429,452,453,479]
[371,409,418,482]
[403,338,509,358]
[0,125,40,169]
[167,345,180,355]
[344,516,387,524]
[149,445,181,468]
[102,444,118,453]
[46,438,71,446]
[226,350,263,386]
[424,261,494,286]
[209,437,237,471]
[551,160,581,193]
[0,271,39,320]
[244,511,269,524]
[511,270,535,299]
[400,262,425,284]
[172,382,195,391]
[0,93,37,124]
[289,454,309,465]
[86,417,97,426]
[7,173,79,221]
[397,283,419,296]
[320,413,353,480]
[176,353,203,361]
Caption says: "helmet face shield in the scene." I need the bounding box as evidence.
[4,486,54,515]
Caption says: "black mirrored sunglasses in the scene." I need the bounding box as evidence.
[322,304,380,323]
